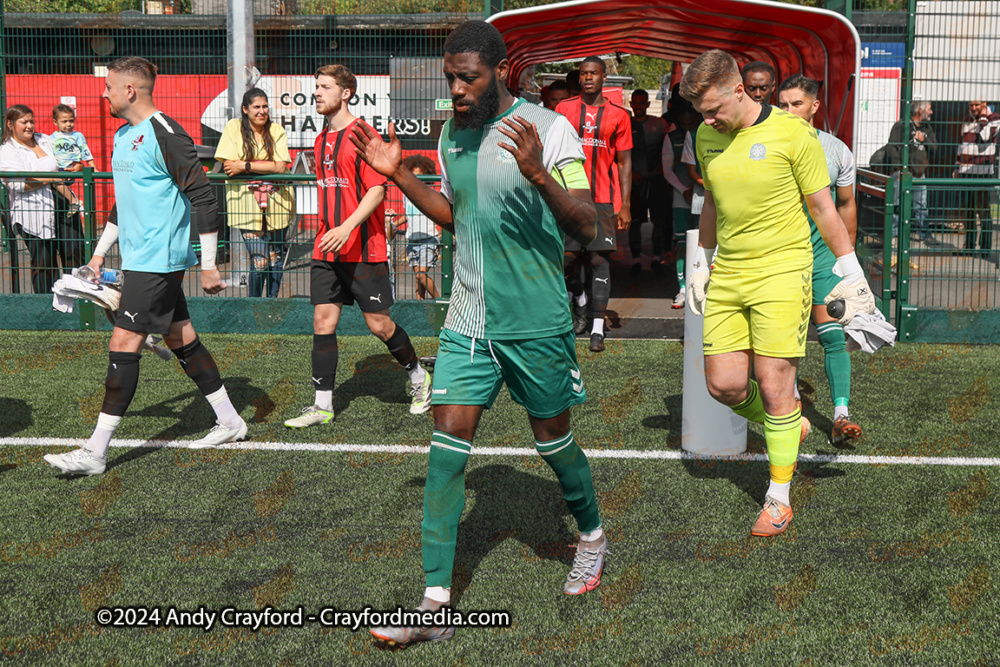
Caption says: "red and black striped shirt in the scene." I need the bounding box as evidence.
[313,118,388,263]
[555,96,632,210]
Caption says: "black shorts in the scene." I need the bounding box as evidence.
[115,270,189,335]
[565,203,617,252]
[310,260,394,311]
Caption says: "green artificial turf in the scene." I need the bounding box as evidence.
[0,331,997,665]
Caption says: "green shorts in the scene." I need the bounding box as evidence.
[811,242,839,306]
[431,328,587,419]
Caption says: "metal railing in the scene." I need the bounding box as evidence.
[855,167,1000,342]
[1,169,454,330]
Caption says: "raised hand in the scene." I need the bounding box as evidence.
[350,122,402,178]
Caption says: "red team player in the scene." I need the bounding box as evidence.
[284,64,432,428]
[555,57,632,352]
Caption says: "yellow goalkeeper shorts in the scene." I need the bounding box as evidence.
[703,265,812,358]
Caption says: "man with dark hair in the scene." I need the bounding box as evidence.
[352,19,607,647]
[43,56,246,475]
[565,69,582,97]
[777,74,862,447]
[955,100,999,253]
[555,57,632,352]
[284,63,431,428]
[544,80,571,110]
[742,60,776,105]
[627,89,670,275]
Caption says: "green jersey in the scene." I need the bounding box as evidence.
[807,130,856,250]
[438,98,586,340]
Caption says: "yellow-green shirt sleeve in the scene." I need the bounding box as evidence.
[790,123,831,196]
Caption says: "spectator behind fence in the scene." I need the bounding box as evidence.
[386,155,440,299]
[50,104,93,271]
[888,101,938,245]
[0,104,84,294]
[954,100,999,254]
[50,104,96,172]
[214,88,294,298]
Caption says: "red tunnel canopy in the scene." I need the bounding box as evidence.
[489,0,860,148]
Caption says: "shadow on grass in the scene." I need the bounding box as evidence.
[0,398,32,438]
[406,463,578,607]
[333,354,411,415]
[106,376,269,472]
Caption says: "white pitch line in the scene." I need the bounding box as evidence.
[1,438,999,467]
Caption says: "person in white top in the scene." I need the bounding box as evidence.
[0,104,83,293]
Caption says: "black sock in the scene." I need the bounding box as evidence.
[590,252,611,319]
[564,252,584,298]
[172,337,224,396]
[384,324,418,372]
[101,351,141,416]
[311,333,338,391]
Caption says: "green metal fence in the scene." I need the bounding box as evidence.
[0,170,453,334]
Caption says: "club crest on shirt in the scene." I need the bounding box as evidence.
[495,149,516,164]
[131,135,144,151]
[749,143,767,161]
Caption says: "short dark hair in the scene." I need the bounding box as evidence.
[403,154,437,175]
[444,20,507,68]
[742,60,775,81]
[549,80,568,93]
[631,89,649,100]
[53,104,76,119]
[581,56,606,73]
[108,56,157,88]
[777,74,819,98]
[566,70,581,92]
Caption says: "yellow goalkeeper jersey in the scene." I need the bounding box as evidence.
[696,105,830,272]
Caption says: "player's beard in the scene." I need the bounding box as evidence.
[318,96,342,119]
[453,74,501,130]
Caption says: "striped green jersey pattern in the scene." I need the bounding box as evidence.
[808,130,856,250]
[438,98,586,340]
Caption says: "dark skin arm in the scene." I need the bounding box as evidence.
[349,122,455,234]
[616,148,632,229]
[496,115,597,246]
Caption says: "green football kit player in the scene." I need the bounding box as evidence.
[350,20,606,647]
[777,74,862,446]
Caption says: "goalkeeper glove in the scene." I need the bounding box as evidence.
[687,245,711,316]
[824,251,876,325]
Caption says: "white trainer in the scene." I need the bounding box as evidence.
[284,405,334,428]
[188,418,248,449]
[410,375,432,415]
[672,288,686,310]
[43,448,106,476]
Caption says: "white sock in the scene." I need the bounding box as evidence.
[575,292,588,307]
[793,383,801,401]
[591,318,604,336]
[409,364,427,386]
[315,390,333,412]
[580,526,604,542]
[424,586,450,604]
[205,387,241,427]
[834,405,849,421]
[767,480,791,506]
[85,413,122,460]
